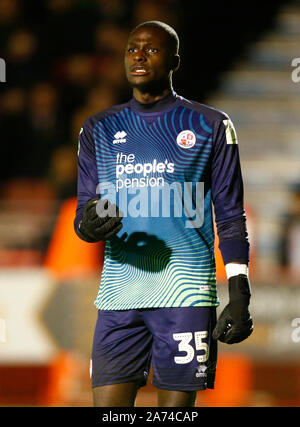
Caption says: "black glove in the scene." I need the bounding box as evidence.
[213,274,253,344]
[79,197,123,242]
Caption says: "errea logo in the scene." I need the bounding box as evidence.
[113,131,127,144]
[196,364,207,378]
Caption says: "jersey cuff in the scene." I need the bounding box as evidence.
[219,239,249,265]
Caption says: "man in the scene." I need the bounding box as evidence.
[74,21,253,407]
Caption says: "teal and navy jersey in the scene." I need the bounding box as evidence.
[74,91,248,310]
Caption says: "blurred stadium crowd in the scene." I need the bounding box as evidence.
[0,0,182,260]
[0,0,180,187]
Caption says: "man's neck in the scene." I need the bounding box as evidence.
[132,86,172,104]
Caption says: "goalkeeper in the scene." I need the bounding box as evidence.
[74,20,253,407]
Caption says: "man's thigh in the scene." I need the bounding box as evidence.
[142,306,218,392]
[91,309,152,389]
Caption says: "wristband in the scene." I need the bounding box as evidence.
[225,263,248,280]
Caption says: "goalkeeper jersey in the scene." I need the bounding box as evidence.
[75,90,246,310]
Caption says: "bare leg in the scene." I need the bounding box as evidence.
[157,389,197,407]
[93,382,139,407]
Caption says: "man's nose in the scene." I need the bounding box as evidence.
[133,49,146,62]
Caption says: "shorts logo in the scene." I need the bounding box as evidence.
[196,364,207,378]
[176,130,196,149]
[113,131,127,144]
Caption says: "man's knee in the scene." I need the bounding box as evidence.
[93,382,139,407]
[157,389,197,407]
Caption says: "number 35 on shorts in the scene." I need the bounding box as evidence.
[173,331,209,364]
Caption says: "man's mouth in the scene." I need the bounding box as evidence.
[130,66,150,76]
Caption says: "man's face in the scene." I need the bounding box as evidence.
[124,26,175,91]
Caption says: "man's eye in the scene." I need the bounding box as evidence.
[147,48,158,53]
[128,47,137,53]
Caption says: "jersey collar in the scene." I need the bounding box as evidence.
[130,90,178,113]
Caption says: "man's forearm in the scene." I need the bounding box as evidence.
[216,215,250,265]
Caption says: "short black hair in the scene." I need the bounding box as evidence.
[130,20,179,55]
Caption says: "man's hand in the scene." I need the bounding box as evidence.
[79,197,123,242]
[213,274,253,344]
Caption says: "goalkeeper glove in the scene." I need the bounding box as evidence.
[79,197,123,242]
[213,274,253,344]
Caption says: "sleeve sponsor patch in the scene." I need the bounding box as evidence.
[223,119,238,144]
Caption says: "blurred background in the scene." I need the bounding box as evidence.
[0,0,300,407]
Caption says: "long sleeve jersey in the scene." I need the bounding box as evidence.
[74,90,249,310]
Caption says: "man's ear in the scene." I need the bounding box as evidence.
[171,54,180,72]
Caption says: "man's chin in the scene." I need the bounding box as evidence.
[128,77,152,91]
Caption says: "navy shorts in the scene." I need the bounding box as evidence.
[91,306,217,391]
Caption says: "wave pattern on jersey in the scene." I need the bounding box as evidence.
[93,105,219,309]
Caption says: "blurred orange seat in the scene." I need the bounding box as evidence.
[44,197,104,280]
[197,353,253,407]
